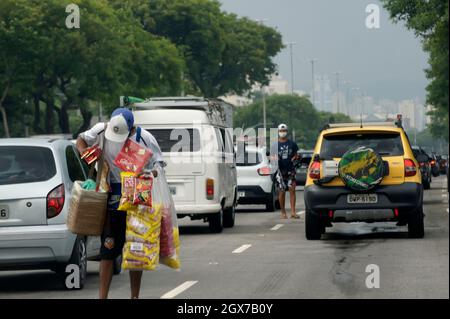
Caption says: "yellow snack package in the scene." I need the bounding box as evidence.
[118,172,137,211]
[122,204,162,271]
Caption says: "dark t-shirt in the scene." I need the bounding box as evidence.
[271,139,299,173]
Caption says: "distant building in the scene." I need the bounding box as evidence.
[265,74,290,95]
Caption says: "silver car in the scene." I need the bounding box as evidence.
[0,138,120,289]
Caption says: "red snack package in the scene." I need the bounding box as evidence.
[81,144,102,165]
[133,175,153,206]
[160,207,175,257]
[114,139,153,174]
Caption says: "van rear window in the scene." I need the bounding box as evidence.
[320,133,404,159]
[147,129,201,152]
[0,146,56,185]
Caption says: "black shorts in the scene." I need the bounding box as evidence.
[100,210,126,260]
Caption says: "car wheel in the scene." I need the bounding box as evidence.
[57,236,88,290]
[408,206,425,238]
[209,208,224,233]
[305,209,322,240]
[423,177,431,190]
[223,205,235,228]
[113,254,122,275]
[265,187,276,212]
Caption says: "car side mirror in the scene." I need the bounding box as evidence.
[416,154,429,163]
[266,151,270,157]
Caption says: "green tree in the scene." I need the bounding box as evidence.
[382,0,449,141]
[123,0,283,97]
[234,94,352,149]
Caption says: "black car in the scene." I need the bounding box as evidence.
[430,153,441,177]
[412,146,432,190]
[295,150,313,186]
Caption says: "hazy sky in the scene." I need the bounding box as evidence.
[219,0,429,102]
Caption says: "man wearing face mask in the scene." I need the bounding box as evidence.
[271,124,300,219]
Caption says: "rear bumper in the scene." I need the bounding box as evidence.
[176,203,221,216]
[0,224,76,268]
[304,182,423,221]
[237,186,271,204]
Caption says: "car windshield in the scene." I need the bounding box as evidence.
[0,146,56,185]
[320,133,404,159]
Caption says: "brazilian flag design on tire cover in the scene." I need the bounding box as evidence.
[338,146,385,191]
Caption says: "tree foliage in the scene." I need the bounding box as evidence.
[382,0,449,141]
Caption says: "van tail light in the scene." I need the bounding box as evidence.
[404,159,417,177]
[309,161,321,180]
[206,179,214,200]
[47,184,65,219]
[257,166,271,176]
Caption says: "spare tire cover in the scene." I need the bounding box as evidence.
[338,146,384,191]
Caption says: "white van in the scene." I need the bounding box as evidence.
[129,97,237,233]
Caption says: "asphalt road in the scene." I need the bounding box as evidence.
[0,176,448,299]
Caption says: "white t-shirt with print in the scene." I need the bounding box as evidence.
[79,122,163,183]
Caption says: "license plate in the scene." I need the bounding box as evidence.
[347,194,378,204]
[0,206,9,219]
[169,187,177,195]
[238,191,246,198]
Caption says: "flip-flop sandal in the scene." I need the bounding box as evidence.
[291,214,300,219]
[280,214,288,219]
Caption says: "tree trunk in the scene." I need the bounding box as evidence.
[60,100,72,134]
[45,101,56,134]
[0,85,10,138]
[74,102,92,138]
[32,94,44,134]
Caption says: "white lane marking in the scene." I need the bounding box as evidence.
[232,244,252,254]
[271,224,284,231]
[442,189,446,193]
[446,208,449,214]
[442,194,448,198]
[161,281,198,299]
[297,210,305,216]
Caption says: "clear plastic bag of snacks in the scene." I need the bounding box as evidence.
[122,204,162,271]
[152,165,181,270]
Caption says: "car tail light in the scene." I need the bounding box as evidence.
[206,179,214,200]
[404,159,417,177]
[430,160,436,166]
[329,210,334,218]
[47,184,65,219]
[257,166,271,176]
[419,162,425,167]
[394,208,399,217]
[309,161,321,179]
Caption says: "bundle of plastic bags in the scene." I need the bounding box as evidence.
[152,165,181,270]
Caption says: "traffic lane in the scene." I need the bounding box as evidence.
[0,180,447,299]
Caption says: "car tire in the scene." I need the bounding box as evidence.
[408,206,425,239]
[423,177,431,190]
[113,254,122,275]
[209,208,223,233]
[57,236,88,290]
[223,205,235,228]
[265,187,276,212]
[305,209,322,240]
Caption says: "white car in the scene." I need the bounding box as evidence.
[131,97,238,233]
[236,146,279,211]
[0,138,121,289]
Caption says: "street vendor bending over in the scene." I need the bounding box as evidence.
[76,108,163,299]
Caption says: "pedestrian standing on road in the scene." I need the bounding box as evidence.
[76,108,163,299]
[271,124,300,219]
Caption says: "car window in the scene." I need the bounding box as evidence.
[320,133,404,159]
[66,146,86,182]
[147,129,200,152]
[236,150,263,166]
[0,146,56,185]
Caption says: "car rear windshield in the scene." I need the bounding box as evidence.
[0,146,56,185]
[320,133,404,159]
[146,129,200,152]
[236,151,263,166]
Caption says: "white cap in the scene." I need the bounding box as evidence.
[105,115,130,143]
[278,124,288,131]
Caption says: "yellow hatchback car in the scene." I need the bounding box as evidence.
[304,122,425,240]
